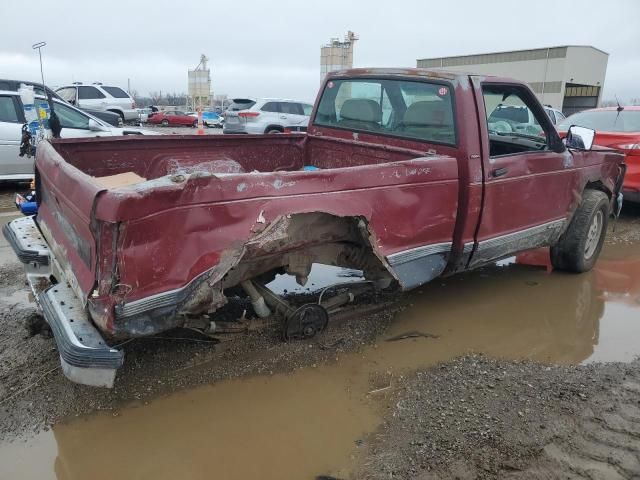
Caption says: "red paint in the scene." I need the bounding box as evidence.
[558,106,640,200]
[33,69,625,337]
[147,110,196,126]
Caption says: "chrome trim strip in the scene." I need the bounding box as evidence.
[386,242,452,267]
[116,268,213,319]
[470,219,566,267]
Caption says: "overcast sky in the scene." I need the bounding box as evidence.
[2,0,639,103]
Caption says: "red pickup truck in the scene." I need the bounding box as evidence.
[4,68,625,387]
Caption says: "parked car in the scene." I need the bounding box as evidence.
[543,105,566,125]
[147,110,198,127]
[557,107,640,203]
[0,89,156,181]
[3,68,624,387]
[0,79,123,127]
[55,82,137,123]
[187,111,224,128]
[224,98,313,134]
[136,107,153,123]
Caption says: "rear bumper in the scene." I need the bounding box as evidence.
[122,109,138,121]
[3,216,123,388]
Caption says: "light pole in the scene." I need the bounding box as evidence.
[32,41,47,87]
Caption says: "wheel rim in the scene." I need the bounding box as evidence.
[584,210,603,260]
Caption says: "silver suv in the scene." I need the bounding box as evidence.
[55,82,137,123]
[223,98,313,134]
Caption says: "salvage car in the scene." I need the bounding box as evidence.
[55,82,138,123]
[147,110,198,127]
[3,68,625,387]
[223,98,312,134]
[558,106,640,203]
[0,79,123,127]
[0,90,155,182]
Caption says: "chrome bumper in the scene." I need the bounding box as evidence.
[3,216,123,388]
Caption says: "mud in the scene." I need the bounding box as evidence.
[0,206,639,479]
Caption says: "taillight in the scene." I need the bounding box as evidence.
[238,111,260,118]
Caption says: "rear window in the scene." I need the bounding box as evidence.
[314,78,456,145]
[101,86,130,98]
[558,110,640,133]
[489,106,529,124]
[261,102,280,113]
[228,99,256,111]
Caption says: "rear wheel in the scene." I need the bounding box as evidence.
[192,120,198,128]
[551,190,609,273]
[266,127,282,134]
[161,119,169,126]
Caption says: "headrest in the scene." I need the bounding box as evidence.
[403,101,451,126]
[340,99,382,123]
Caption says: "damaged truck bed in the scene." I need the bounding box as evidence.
[4,68,625,387]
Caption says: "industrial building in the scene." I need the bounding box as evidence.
[417,45,608,115]
[320,31,358,82]
[188,54,212,110]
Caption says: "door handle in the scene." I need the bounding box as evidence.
[492,167,508,178]
[279,115,287,119]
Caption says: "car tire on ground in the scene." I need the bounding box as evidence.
[551,189,609,273]
[265,127,283,134]
[192,120,198,128]
[161,119,169,126]
[108,110,125,124]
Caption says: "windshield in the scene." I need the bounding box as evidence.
[314,78,456,145]
[558,110,640,133]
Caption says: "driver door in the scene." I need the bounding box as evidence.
[469,79,579,267]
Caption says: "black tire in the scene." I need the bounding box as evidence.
[161,119,169,126]
[266,127,282,134]
[192,120,198,128]
[551,190,609,273]
[108,110,125,124]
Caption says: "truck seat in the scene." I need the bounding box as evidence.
[398,101,455,143]
[338,99,382,131]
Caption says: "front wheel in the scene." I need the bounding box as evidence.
[551,190,609,273]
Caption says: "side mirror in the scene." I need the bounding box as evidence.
[88,118,105,132]
[566,125,595,150]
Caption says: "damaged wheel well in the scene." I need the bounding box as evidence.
[180,212,396,318]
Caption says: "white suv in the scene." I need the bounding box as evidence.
[55,83,137,123]
[223,98,313,134]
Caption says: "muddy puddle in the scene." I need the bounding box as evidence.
[1,242,640,479]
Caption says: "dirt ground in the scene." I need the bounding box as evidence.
[358,355,640,479]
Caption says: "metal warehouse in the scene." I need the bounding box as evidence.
[417,45,608,115]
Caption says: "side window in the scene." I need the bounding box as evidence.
[555,111,566,122]
[52,102,90,129]
[0,96,20,123]
[57,88,77,103]
[78,86,106,100]
[261,102,280,113]
[482,85,548,157]
[302,103,313,116]
[281,102,303,115]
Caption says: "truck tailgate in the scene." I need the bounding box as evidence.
[35,141,103,302]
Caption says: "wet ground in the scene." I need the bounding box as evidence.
[0,199,639,479]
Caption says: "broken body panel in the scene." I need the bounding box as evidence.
[4,68,625,387]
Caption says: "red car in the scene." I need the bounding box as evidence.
[558,107,640,203]
[147,110,198,127]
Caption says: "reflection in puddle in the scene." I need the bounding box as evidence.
[2,242,640,479]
